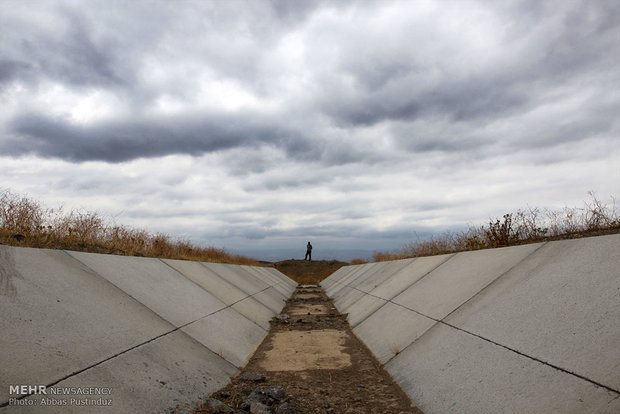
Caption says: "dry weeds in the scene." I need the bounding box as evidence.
[4,188,618,267]
[373,192,620,262]
[0,188,259,265]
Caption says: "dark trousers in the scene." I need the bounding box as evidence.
[305,251,311,260]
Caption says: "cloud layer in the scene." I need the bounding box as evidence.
[1,0,618,260]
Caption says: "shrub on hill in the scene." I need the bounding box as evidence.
[0,188,259,265]
[374,192,619,261]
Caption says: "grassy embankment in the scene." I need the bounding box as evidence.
[3,189,618,269]
[371,192,620,262]
[274,259,349,284]
[0,188,259,265]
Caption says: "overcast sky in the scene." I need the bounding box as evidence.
[1,0,618,261]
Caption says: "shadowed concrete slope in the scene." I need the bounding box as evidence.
[323,234,620,414]
[0,246,294,413]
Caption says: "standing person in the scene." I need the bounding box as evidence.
[304,242,312,261]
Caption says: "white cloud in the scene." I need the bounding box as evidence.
[1,0,618,261]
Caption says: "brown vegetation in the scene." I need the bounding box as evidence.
[4,188,617,268]
[373,192,620,262]
[0,188,259,265]
[274,259,349,284]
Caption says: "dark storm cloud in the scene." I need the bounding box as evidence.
[4,111,313,163]
[218,221,404,241]
[40,12,126,87]
[321,0,619,128]
[323,79,530,127]
[1,7,128,89]
[269,0,327,23]
[1,0,618,165]
[0,59,32,85]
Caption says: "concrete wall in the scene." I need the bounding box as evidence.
[323,234,620,414]
[0,246,295,413]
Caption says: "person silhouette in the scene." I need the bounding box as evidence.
[304,242,312,261]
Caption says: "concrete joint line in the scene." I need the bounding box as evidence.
[440,320,620,395]
[345,253,455,292]
[1,303,246,407]
[204,265,278,298]
[1,253,283,407]
[66,251,229,327]
[348,244,549,358]
[347,286,388,328]
[62,251,192,327]
[227,284,283,330]
[441,242,548,322]
[158,257,280,330]
[337,265,378,290]
[390,253,457,296]
[163,259,294,310]
[339,253,451,302]
[249,284,280,300]
[47,252,248,381]
[380,243,551,364]
[0,311,233,408]
[381,301,620,396]
[343,255,454,322]
[344,252,456,328]
[158,258,235,302]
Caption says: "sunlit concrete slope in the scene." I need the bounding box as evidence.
[0,246,293,413]
[323,234,620,414]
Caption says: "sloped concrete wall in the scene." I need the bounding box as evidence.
[0,246,294,413]
[323,234,620,414]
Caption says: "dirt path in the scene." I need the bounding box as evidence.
[193,285,423,413]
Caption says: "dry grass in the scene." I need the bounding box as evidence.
[5,189,617,267]
[349,258,368,265]
[274,259,349,284]
[374,192,620,262]
[0,188,260,265]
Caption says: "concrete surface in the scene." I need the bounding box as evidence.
[263,267,298,289]
[341,294,387,327]
[243,266,296,296]
[354,301,436,364]
[321,264,359,289]
[333,287,366,312]
[163,258,277,327]
[324,264,369,296]
[162,258,249,305]
[329,263,380,300]
[391,243,543,320]
[329,235,620,414]
[4,233,618,413]
[0,246,173,404]
[252,287,287,314]
[16,331,238,414]
[334,254,453,328]
[445,235,620,390]
[369,254,453,300]
[182,307,266,368]
[386,324,620,414]
[1,245,294,412]
[352,258,415,293]
[339,293,387,328]
[231,296,277,330]
[340,261,392,292]
[67,251,228,327]
[202,262,269,296]
[335,258,418,326]
[242,266,288,296]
